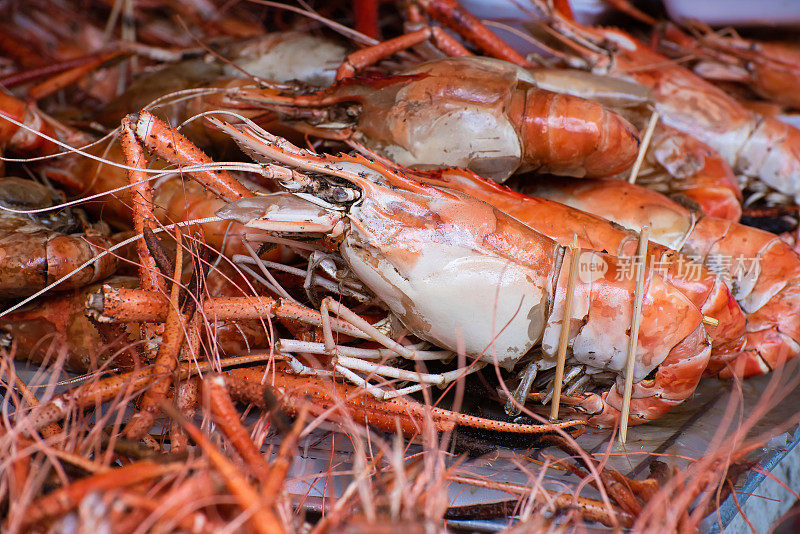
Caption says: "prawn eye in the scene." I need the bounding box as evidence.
[329,186,359,203]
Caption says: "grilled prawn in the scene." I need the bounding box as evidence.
[230,56,641,182]
[229,38,738,218]
[389,163,747,365]
[655,22,800,111]
[209,118,710,427]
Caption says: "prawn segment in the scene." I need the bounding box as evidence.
[684,218,800,377]
[737,116,800,200]
[0,225,116,297]
[523,177,800,377]
[0,92,57,155]
[521,68,742,220]
[585,327,710,426]
[515,84,641,178]
[639,124,742,220]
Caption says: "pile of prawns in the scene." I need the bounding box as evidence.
[3,0,800,530]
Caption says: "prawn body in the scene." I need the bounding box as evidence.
[524,177,800,377]
[400,164,747,364]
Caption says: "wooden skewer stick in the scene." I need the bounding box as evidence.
[620,226,650,444]
[702,316,719,327]
[628,110,660,184]
[551,235,581,420]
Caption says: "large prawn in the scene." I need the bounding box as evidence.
[224,27,741,220]
[659,23,800,111]
[601,2,800,113]
[229,56,641,182]
[204,117,711,427]
[525,0,800,206]
[523,177,800,378]
[599,0,800,112]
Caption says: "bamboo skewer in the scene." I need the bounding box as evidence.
[551,235,581,420]
[628,110,660,184]
[619,226,650,444]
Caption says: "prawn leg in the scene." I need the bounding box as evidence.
[223,366,585,436]
[414,0,532,66]
[353,0,380,40]
[122,111,253,202]
[336,26,471,80]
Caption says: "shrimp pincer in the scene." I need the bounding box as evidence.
[210,119,710,426]
[523,177,800,378]
[229,57,641,182]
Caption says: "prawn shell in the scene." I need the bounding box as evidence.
[0,92,57,155]
[2,277,139,372]
[354,58,524,182]
[0,218,117,298]
[521,178,694,250]
[542,252,704,382]
[516,87,640,177]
